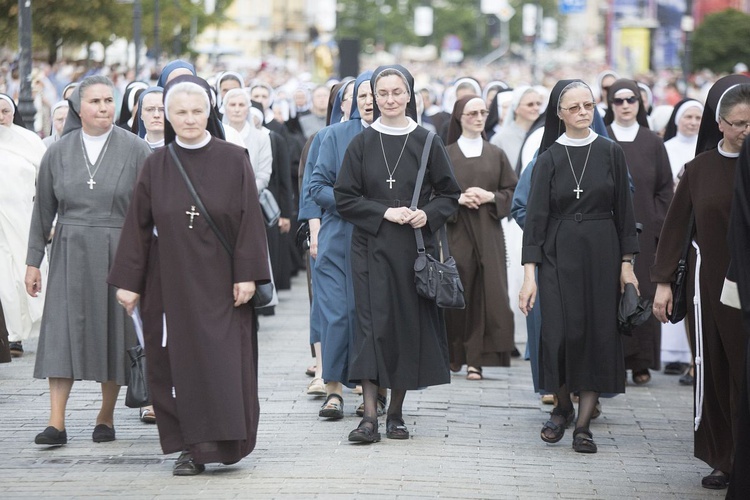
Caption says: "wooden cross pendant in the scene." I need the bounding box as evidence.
[574,186,583,199]
[87,178,96,190]
[386,178,395,189]
[186,205,200,229]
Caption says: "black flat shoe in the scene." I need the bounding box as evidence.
[92,424,115,443]
[679,371,694,386]
[572,427,597,453]
[701,470,730,489]
[386,416,409,440]
[540,406,575,444]
[664,361,687,375]
[173,451,205,476]
[9,341,23,358]
[348,416,380,443]
[35,426,67,446]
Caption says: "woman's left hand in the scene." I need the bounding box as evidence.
[620,262,639,294]
[405,208,427,228]
[279,217,291,234]
[465,187,494,205]
[234,281,256,307]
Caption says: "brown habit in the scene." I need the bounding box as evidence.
[651,148,747,473]
[444,142,518,367]
[608,125,673,371]
[108,138,271,465]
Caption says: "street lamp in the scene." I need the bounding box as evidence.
[17,0,34,130]
[117,0,142,78]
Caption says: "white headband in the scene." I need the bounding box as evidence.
[716,84,740,123]
[674,100,703,125]
[0,94,15,114]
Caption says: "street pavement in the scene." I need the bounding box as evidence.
[0,273,727,499]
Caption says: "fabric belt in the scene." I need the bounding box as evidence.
[57,215,125,228]
[371,198,411,208]
[550,212,613,222]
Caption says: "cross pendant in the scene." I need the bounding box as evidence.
[186,205,200,229]
[574,186,583,199]
[386,178,395,189]
[87,178,96,190]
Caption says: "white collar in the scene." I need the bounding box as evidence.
[176,131,211,149]
[674,132,697,144]
[718,140,740,158]
[556,130,598,147]
[610,121,639,142]
[146,137,165,149]
[82,127,113,142]
[457,135,483,158]
[370,117,418,135]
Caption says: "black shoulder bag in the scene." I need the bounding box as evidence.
[412,132,465,309]
[168,143,275,308]
[667,211,695,324]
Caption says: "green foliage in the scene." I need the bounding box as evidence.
[692,9,750,73]
[0,0,229,63]
[336,0,562,58]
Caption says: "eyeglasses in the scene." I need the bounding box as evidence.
[559,102,596,114]
[462,109,489,119]
[720,116,750,132]
[375,89,407,100]
[142,106,165,115]
[612,96,638,106]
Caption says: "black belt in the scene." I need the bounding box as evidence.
[371,198,411,208]
[550,212,613,222]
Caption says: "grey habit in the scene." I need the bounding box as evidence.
[27,86,151,385]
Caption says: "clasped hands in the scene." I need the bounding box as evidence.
[459,187,493,209]
[384,207,427,228]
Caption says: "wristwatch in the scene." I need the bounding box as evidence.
[622,257,635,265]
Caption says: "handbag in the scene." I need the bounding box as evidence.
[259,188,281,228]
[125,345,150,408]
[295,220,311,252]
[411,132,465,309]
[668,211,694,323]
[168,144,276,308]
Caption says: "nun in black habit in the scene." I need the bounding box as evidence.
[334,65,460,443]
[519,79,639,453]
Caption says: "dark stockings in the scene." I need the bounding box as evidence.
[575,390,600,432]
[361,380,407,430]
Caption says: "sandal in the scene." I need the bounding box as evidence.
[701,469,730,489]
[572,427,597,453]
[386,416,409,440]
[348,416,380,443]
[140,406,156,423]
[540,406,575,443]
[318,393,344,419]
[356,393,387,417]
[632,369,651,385]
[467,367,483,380]
[307,377,326,396]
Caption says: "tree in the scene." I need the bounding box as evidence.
[692,9,750,74]
[0,0,229,64]
[335,0,561,59]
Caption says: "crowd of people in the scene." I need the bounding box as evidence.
[1,55,750,495]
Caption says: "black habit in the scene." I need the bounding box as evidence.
[522,135,639,393]
[108,137,271,465]
[334,124,460,389]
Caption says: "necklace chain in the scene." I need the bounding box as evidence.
[379,132,409,189]
[80,131,113,190]
[564,143,592,200]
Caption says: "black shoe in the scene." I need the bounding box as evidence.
[173,451,205,476]
[664,362,688,375]
[348,417,381,443]
[319,393,344,419]
[572,427,597,454]
[511,347,521,358]
[9,341,23,358]
[679,372,694,386]
[92,424,115,443]
[35,426,67,446]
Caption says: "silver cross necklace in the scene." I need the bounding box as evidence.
[379,132,409,189]
[564,143,592,200]
[80,131,113,190]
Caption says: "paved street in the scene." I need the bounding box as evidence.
[0,274,726,499]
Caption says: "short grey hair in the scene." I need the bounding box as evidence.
[164,81,210,121]
[78,75,115,98]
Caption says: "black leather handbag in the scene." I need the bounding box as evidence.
[668,212,695,324]
[411,132,465,309]
[125,345,150,408]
